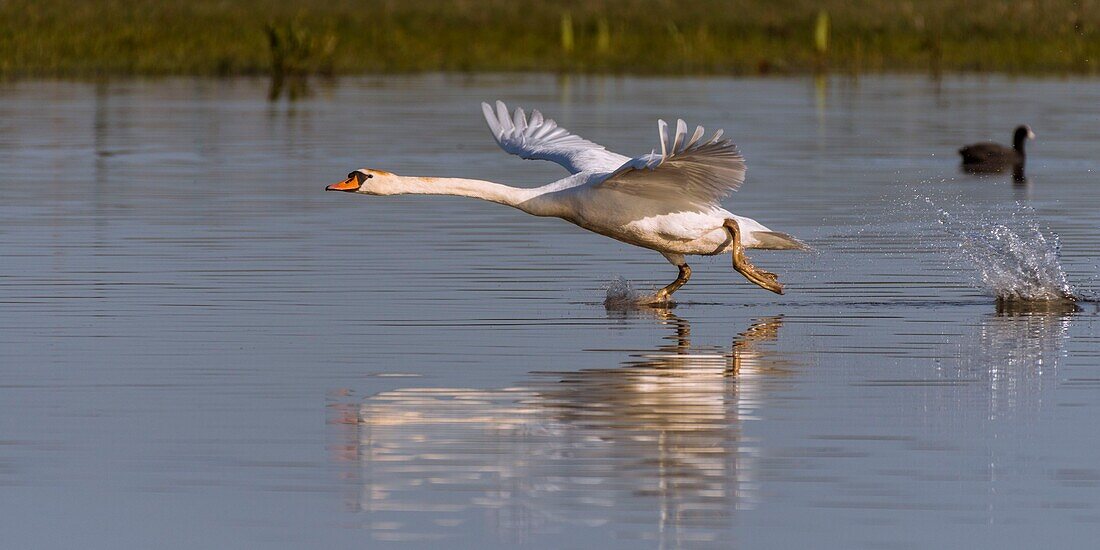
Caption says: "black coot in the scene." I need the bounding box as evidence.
[959,125,1034,178]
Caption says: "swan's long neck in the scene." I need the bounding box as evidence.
[385,176,548,213]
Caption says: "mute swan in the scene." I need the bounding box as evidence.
[326,101,807,302]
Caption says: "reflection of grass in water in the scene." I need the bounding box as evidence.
[1,0,1098,77]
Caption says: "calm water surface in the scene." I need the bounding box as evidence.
[2,75,1099,549]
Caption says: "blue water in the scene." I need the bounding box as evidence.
[1,75,1099,549]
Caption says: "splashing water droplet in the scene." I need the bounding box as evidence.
[604,277,663,309]
[903,194,1077,302]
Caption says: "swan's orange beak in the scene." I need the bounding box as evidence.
[326,176,360,192]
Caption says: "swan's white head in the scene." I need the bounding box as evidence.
[325,169,402,195]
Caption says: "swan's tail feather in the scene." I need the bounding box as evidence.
[753,231,810,251]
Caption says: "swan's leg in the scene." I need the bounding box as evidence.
[723,219,784,294]
[654,253,691,303]
[655,265,692,302]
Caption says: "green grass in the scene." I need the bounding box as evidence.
[1,0,1098,77]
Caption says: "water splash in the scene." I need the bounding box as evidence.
[908,194,1077,302]
[604,276,663,309]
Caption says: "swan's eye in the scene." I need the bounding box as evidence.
[364,173,374,179]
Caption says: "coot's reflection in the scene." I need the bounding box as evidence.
[340,314,795,544]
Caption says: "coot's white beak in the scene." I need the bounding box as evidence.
[1027,129,1036,139]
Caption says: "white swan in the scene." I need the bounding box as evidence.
[327,101,807,302]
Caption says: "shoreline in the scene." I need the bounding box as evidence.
[2,0,1096,79]
[3,71,1099,85]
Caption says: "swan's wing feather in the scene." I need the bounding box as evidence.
[482,100,630,174]
[595,119,746,208]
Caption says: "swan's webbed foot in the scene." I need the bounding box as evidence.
[724,219,784,295]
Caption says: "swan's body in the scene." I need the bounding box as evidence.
[327,101,806,301]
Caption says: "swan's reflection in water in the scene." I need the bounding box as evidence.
[340,314,794,545]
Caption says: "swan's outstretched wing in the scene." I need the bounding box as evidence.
[594,119,745,208]
[482,100,630,175]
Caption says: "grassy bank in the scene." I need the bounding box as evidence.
[1,0,1097,77]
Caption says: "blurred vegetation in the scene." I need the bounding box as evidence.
[264,19,336,98]
[0,0,1097,77]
